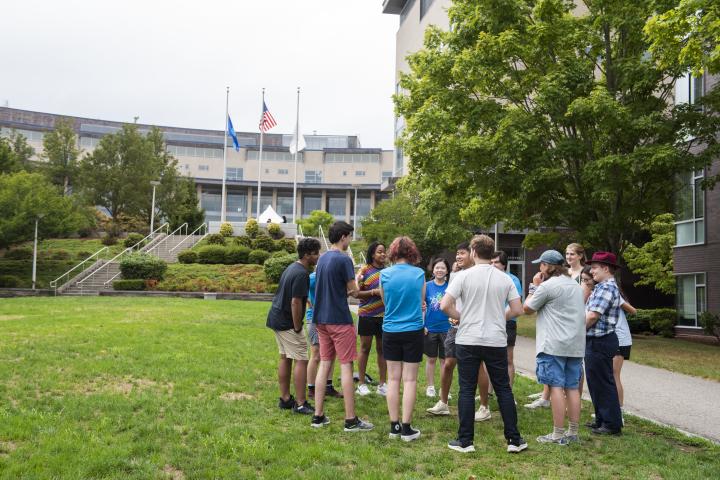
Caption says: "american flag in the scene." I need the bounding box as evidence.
[259,101,277,132]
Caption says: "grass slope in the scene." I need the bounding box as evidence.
[0,298,717,479]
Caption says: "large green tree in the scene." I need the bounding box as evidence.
[624,213,676,294]
[395,0,720,255]
[164,177,205,231]
[41,118,81,195]
[0,129,35,174]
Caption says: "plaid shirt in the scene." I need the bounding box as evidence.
[586,278,621,337]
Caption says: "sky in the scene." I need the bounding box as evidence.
[0,1,400,149]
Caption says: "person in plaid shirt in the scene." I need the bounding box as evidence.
[584,251,624,435]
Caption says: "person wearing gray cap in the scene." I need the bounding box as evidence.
[523,250,586,445]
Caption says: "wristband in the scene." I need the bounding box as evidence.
[528,284,538,295]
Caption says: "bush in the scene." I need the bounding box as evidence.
[245,218,259,238]
[101,234,118,246]
[112,279,146,291]
[177,250,198,264]
[277,238,297,254]
[235,235,252,248]
[225,246,251,265]
[119,252,168,280]
[219,222,234,237]
[124,232,146,248]
[248,249,271,265]
[263,253,298,283]
[267,222,284,240]
[4,248,32,260]
[699,311,720,343]
[628,310,653,334]
[0,275,21,288]
[50,249,71,260]
[252,234,275,252]
[267,283,279,294]
[634,308,677,337]
[76,251,92,260]
[205,233,226,246]
[197,245,227,264]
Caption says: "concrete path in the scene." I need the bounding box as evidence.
[513,335,720,443]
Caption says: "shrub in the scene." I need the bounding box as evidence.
[124,232,146,248]
[197,245,227,264]
[4,248,32,260]
[205,233,226,246]
[267,222,284,240]
[0,275,21,288]
[235,235,252,248]
[263,253,297,283]
[699,311,720,343]
[225,246,251,265]
[112,279,146,291]
[252,234,275,252]
[177,250,198,264]
[634,308,677,337]
[270,250,290,258]
[277,238,297,254]
[267,283,279,294]
[76,251,92,260]
[101,234,118,246]
[219,222,234,237]
[248,249,271,265]
[50,249,71,260]
[119,252,168,280]
[245,218,259,238]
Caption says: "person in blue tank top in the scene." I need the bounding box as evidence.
[379,236,426,442]
[423,258,451,398]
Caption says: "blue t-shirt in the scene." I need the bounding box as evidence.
[425,280,450,333]
[507,272,522,323]
[380,263,425,333]
[306,271,316,323]
[313,250,355,325]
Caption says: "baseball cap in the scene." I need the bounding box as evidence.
[531,250,565,265]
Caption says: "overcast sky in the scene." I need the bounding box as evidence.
[0,1,399,149]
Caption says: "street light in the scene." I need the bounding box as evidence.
[150,180,161,234]
[32,213,46,290]
[352,185,360,241]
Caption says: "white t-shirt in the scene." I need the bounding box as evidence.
[445,263,519,347]
[615,299,632,347]
[447,272,463,329]
[525,275,586,358]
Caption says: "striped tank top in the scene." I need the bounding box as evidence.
[358,264,385,318]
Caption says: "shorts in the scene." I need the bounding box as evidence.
[316,323,357,364]
[357,316,383,337]
[306,322,319,346]
[274,329,309,361]
[383,329,424,363]
[506,321,517,347]
[615,345,632,360]
[424,332,447,358]
[444,327,458,359]
[536,353,583,389]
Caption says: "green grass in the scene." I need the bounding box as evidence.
[156,264,271,293]
[0,260,77,288]
[517,315,720,382]
[10,238,126,259]
[0,298,717,479]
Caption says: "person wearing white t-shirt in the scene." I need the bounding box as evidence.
[441,235,526,454]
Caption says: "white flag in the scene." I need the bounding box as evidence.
[288,123,306,155]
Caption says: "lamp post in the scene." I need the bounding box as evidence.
[150,180,161,234]
[352,185,359,241]
[32,213,46,290]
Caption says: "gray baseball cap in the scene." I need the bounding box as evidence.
[531,250,565,265]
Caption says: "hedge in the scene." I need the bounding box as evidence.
[4,248,32,260]
[124,233,146,248]
[205,233,226,246]
[252,234,275,252]
[225,246,251,265]
[263,253,297,283]
[0,275,21,288]
[267,223,283,240]
[248,249,271,265]
[49,249,71,260]
[112,279,146,291]
[245,218,259,238]
[177,250,198,264]
[277,238,296,254]
[631,308,677,337]
[119,252,168,280]
[235,236,252,248]
[197,245,227,264]
[219,222,234,237]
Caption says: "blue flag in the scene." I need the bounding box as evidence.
[227,116,240,151]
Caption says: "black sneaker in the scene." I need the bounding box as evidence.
[401,425,421,442]
[325,385,344,398]
[591,426,621,436]
[293,401,314,415]
[447,439,475,453]
[507,437,528,453]
[585,421,600,429]
[278,395,296,410]
[311,414,330,428]
[344,417,374,432]
[389,422,401,439]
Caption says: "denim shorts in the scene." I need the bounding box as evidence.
[536,353,583,389]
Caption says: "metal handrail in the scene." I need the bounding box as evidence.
[318,225,330,251]
[144,223,188,256]
[297,224,304,238]
[50,246,109,294]
[360,251,367,265]
[169,223,208,253]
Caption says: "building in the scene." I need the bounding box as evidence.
[0,107,394,231]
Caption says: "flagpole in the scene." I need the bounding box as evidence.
[292,87,300,224]
[221,86,229,223]
[256,88,265,220]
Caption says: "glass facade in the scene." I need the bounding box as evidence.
[201,189,222,222]
[276,192,294,217]
[305,170,322,183]
[675,170,705,246]
[302,193,322,216]
[250,192,273,217]
[247,150,302,162]
[226,192,248,220]
[355,195,372,219]
[327,194,346,217]
[167,145,222,159]
[226,167,243,181]
[325,153,380,163]
[677,273,706,327]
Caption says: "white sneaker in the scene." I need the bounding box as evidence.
[376,383,388,396]
[474,405,491,422]
[426,386,436,397]
[524,398,550,409]
[427,400,450,416]
[527,392,544,399]
[356,384,371,396]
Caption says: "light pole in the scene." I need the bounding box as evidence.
[150,180,161,234]
[352,185,359,241]
[32,213,46,290]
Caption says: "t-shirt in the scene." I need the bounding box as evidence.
[266,261,309,331]
[506,272,523,323]
[313,250,355,325]
[306,272,316,323]
[445,264,520,347]
[380,263,425,333]
[525,275,586,358]
[425,280,450,333]
[357,264,385,318]
[447,272,463,330]
[615,298,632,347]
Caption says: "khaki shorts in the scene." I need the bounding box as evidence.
[274,329,309,361]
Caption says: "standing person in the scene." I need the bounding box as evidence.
[566,243,586,282]
[584,252,624,435]
[613,293,636,424]
[427,242,473,416]
[424,258,451,397]
[311,221,373,431]
[441,235,527,454]
[490,251,523,386]
[522,250,586,445]
[379,236,426,441]
[355,242,388,396]
[266,237,321,415]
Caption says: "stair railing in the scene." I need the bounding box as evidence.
[318,225,330,251]
[144,223,188,257]
[50,246,108,295]
[169,223,208,253]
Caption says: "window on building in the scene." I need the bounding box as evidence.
[305,170,322,183]
[198,165,209,171]
[201,190,221,215]
[167,145,222,159]
[675,170,704,246]
[226,167,243,181]
[343,171,347,176]
[355,171,366,177]
[677,273,706,327]
[226,192,248,220]
[276,193,294,217]
[250,193,273,217]
[420,0,435,19]
[354,195,371,220]
[327,195,346,217]
[382,171,393,181]
[79,136,100,148]
[675,72,704,106]
[278,169,288,175]
[247,150,302,162]
[302,194,322,216]
[325,153,380,163]
[0,128,45,143]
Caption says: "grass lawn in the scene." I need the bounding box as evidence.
[0,298,717,479]
[10,238,126,260]
[517,315,720,382]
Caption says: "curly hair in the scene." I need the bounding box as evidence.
[387,236,421,265]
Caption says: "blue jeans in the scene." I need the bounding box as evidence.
[455,344,521,446]
[585,334,623,431]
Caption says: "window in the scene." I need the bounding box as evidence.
[305,170,322,183]
[677,273,706,327]
[353,195,371,220]
[355,171,366,177]
[250,193,273,217]
[278,169,288,175]
[276,193,294,217]
[200,190,221,213]
[400,0,416,24]
[0,128,45,142]
[265,169,270,174]
[302,194,322,216]
[80,137,100,148]
[247,150,302,162]
[382,171,393,181]
[420,0,435,20]
[226,167,243,181]
[226,192,248,220]
[167,145,222,159]
[198,165,209,171]
[327,195,346,217]
[675,170,704,246]
[325,153,380,163]
[342,171,347,176]
[675,72,704,106]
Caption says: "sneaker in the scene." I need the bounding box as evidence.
[448,439,475,453]
[474,405,491,422]
[311,414,330,428]
[389,422,402,439]
[293,401,314,415]
[536,433,565,445]
[507,438,528,453]
[585,421,600,429]
[591,426,621,436]
[344,417,374,432]
[528,392,543,399]
[524,398,550,409]
[401,426,421,442]
[427,400,450,416]
[376,383,388,396]
[356,384,371,396]
[426,386,436,397]
[278,395,296,410]
[325,386,343,398]
[559,435,580,445]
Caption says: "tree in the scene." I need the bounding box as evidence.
[165,177,205,231]
[41,118,81,195]
[297,210,334,238]
[0,135,19,174]
[624,213,676,294]
[0,129,35,173]
[395,0,720,256]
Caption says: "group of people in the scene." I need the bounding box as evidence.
[266,221,634,453]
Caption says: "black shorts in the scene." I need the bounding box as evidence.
[424,332,447,358]
[444,327,457,359]
[506,321,517,347]
[382,329,424,363]
[358,316,383,337]
[616,345,631,360]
